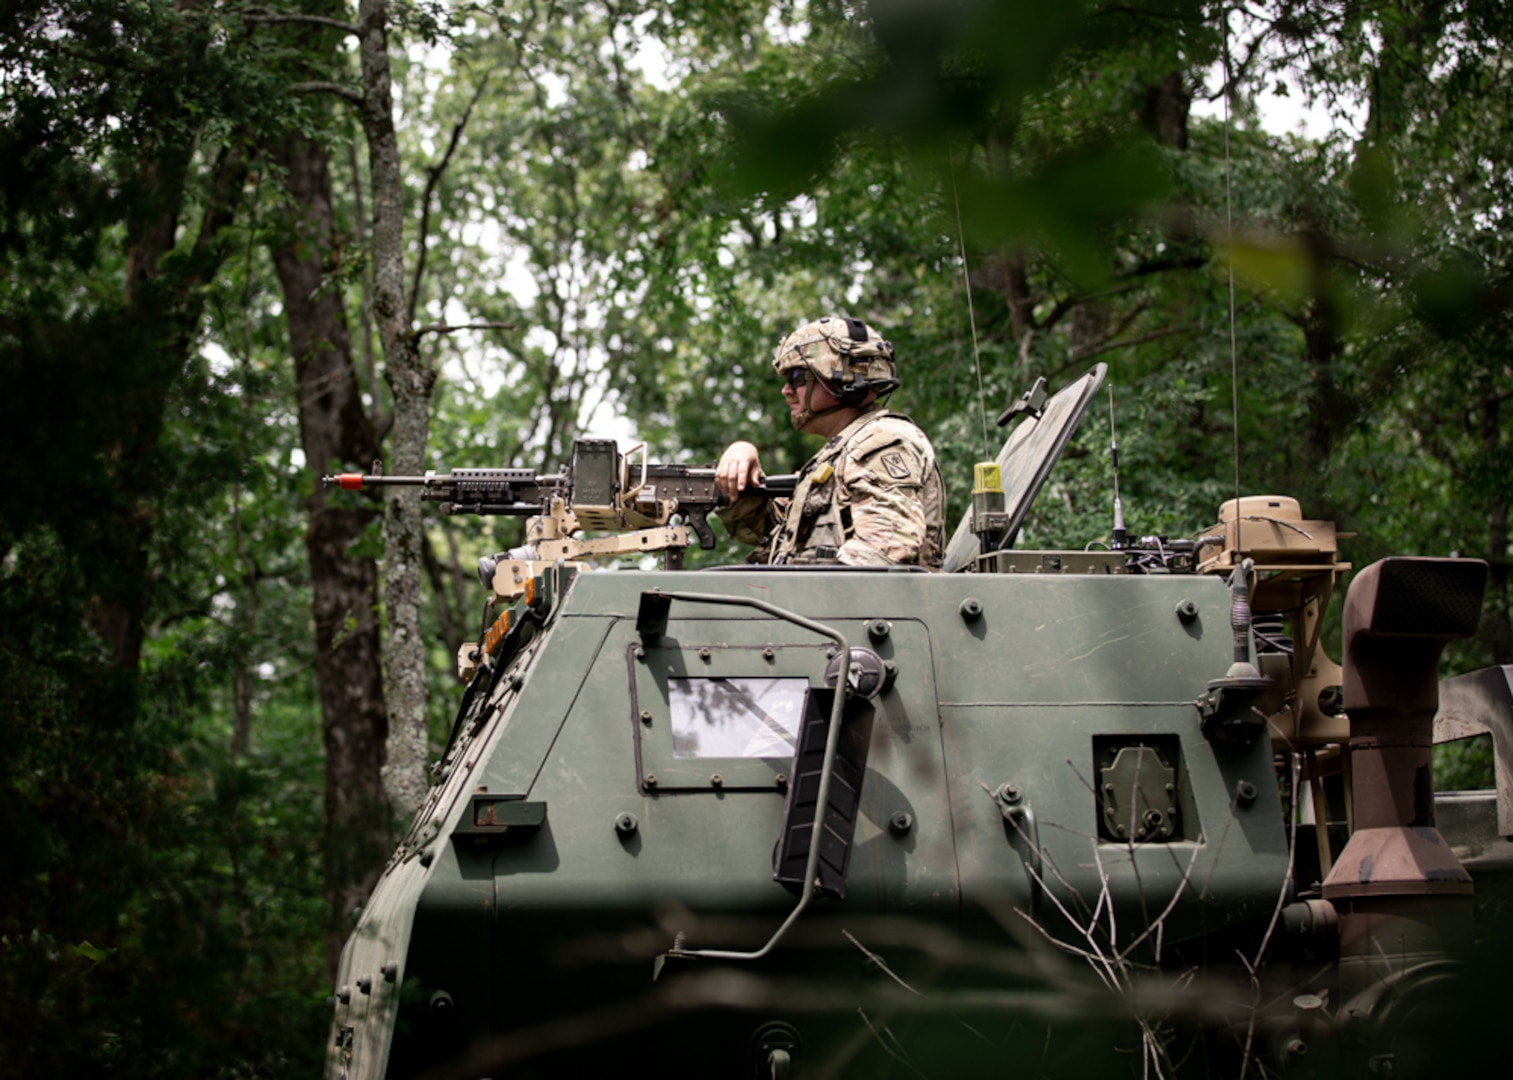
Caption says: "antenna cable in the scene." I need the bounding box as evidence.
[949,155,991,461]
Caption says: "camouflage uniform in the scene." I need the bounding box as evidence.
[720,405,946,567]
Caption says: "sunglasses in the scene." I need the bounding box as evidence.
[783,368,811,390]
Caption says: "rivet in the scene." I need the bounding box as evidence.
[357,976,372,995]
[381,962,398,983]
[615,812,638,835]
[699,647,711,661]
[1236,779,1258,806]
[774,773,788,790]
[640,709,653,725]
[959,597,983,621]
[762,646,775,661]
[710,773,723,787]
[337,985,351,1005]
[634,646,645,659]
[998,782,1021,805]
[644,774,659,789]
[889,811,913,835]
[1175,599,1198,623]
[867,619,890,642]
[429,990,453,1013]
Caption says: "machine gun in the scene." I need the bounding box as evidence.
[323,437,795,577]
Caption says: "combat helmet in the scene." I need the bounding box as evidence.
[771,316,900,412]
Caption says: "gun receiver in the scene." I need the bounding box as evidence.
[322,437,795,555]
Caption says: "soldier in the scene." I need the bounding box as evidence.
[715,316,945,567]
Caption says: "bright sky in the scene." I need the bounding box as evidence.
[1193,66,1365,143]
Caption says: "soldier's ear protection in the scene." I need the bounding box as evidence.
[826,317,877,406]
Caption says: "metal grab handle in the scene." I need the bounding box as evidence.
[645,588,850,963]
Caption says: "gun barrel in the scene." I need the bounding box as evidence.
[324,468,553,490]
[323,473,432,490]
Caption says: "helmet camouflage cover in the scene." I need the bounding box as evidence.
[771,316,899,394]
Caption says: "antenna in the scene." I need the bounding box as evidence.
[1107,384,1126,550]
[949,154,991,461]
[1221,4,1242,552]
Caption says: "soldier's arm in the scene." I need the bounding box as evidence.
[835,438,931,566]
[716,493,782,548]
[714,440,780,548]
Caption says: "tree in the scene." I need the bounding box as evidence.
[0,1,332,1071]
[268,123,393,967]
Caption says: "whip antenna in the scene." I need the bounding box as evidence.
[949,156,991,461]
[1221,5,1242,550]
[1108,385,1126,550]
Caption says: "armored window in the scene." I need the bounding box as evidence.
[631,641,831,792]
[668,677,806,759]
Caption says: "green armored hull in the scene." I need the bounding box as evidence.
[325,369,1509,1078]
[332,565,1303,1076]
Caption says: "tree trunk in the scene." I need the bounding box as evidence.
[268,132,392,972]
[358,0,435,821]
[1068,298,1109,360]
[1000,249,1034,343]
[1142,71,1191,151]
[1292,227,1352,519]
[1483,389,1512,664]
[98,127,248,673]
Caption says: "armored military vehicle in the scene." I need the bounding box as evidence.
[323,366,1511,1078]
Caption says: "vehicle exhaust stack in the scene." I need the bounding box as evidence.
[1325,556,1487,1005]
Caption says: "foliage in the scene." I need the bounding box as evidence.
[0,1,327,1072]
[2,0,1510,1073]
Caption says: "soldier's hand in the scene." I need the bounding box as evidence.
[716,441,763,502]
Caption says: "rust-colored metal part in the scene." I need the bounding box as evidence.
[1434,665,1513,839]
[1324,557,1487,1003]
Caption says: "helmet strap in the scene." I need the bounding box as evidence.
[790,366,850,430]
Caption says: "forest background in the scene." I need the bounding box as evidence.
[1,0,1509,1074]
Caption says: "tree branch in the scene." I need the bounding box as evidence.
[292,81,364,106]
[408,70,494,324]
[186,138,251,290]
[411,321,517,339]
[244,12,359,35]
[1070,322,1201,362]
[1068,299,1151,360]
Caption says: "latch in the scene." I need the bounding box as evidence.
[453,796,547,839]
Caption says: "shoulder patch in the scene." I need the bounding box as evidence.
[881,451,911,480]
